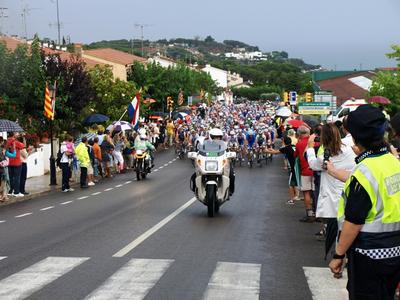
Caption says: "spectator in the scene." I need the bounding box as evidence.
[287,129,298,145]
[92,137,102,179]
[306,124,356,240]
[87,139,96,186]
[6,132,25,197]
[60,135,74,192]
[0,142,10,202]
[166,119,174,147]
[113,133,125,173]
[75,136,90,188]
[101,133,114,178]
[294,126,315,222]
[18,136,33,195]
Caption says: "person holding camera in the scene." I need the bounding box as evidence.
[306,124,356,239]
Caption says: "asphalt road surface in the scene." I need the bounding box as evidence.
[0,150,348,299]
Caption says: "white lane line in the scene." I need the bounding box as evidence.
[163,164,168,167]
[85,259,173,300]
[203,262,261,300]
[303,267,348,300]
[40,206,54,211]
[0,220,5,224]
[60,201,73,205]
[0,256,89,299]
[125,181,132,184]
[0,256,7,261]
[115,184,123,188]
[159,166,164,169]
[173,158,177,161]
[104,188,113,192]
[91,192,101,196]
[113,197,197,257]
[15,213,33,218]
[168,161,173,164]
[77,196,89,200]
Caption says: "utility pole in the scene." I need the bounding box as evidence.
[21,5,39,40]
[56,0,61,45]
[0,7,8,36]
[135,23,151,57]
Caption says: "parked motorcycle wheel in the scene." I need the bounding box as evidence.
[206,185,216,218]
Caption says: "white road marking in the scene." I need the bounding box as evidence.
[60,201,73,205]
[125,181,132,184]
[91,192,101,196]
[85,258,173,300]
[168,161,173,164]
[115,184,123,188]
[77,196,89,200]
[173,158,177,161]
[0,256,89,300]
[203,262,261,300]
[104,188,113,192]
[0,257,7,261]
[15,213,33,218]
[40,206,54,211]
[159,166,164,169]
[163,164,168,167]
[113,197,196,257]
[303,267,348,300]
[0,220,5,224]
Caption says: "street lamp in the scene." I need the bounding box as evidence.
[48,83,57,186]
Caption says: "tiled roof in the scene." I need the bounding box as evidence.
[42,48,103,68]
[0,36,26,51]
[316,71,376,106]
[83,48,146,66]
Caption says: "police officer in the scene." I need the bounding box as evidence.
[328,105,400,300]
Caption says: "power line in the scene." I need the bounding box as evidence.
[21,5,39,40]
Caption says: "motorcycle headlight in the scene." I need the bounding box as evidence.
[205,161,218,172]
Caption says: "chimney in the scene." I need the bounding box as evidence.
[74,43,83,57]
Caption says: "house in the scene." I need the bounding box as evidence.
[227,72,244,88]
[312,70,376,106]
[82,47,147,81]
[202,64,228,88]
[148,55,177,68]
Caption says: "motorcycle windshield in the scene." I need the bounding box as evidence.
[198,140,227,157]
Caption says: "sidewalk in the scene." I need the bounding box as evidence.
[0,171,71,207]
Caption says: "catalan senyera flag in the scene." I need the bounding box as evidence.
[44,82,55,120]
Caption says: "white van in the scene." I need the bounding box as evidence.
[327,98,367,123]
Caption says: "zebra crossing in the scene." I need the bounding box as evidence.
[0,256,348,299]
[0,256,261,300]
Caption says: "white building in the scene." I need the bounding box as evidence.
[202,64,228,88]
[148,56,177,68]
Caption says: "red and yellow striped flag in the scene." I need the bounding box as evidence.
[44,82,55,120]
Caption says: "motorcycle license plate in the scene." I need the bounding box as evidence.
[206,152,218,157]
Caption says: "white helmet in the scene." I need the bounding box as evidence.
[138,128,146,135]
[209,128,223,139]
[140,134,147,140]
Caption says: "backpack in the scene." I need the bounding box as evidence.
[56,149,62,167]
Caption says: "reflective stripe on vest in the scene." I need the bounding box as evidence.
[338,153,400,233]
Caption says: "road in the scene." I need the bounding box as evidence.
[0,149,348,299]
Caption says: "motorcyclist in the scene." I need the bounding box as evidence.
[206,128,235,196]
[134,134,155,168]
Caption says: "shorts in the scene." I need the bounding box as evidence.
[288,171,297,187]
[300,175,314,191]
[87,165,94,175]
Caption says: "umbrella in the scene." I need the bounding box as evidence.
[143,98,157,104]
[177,112,188,119]
[0,119,24,132]
[368,96,391,105]
[106,121,134,132]
[275,107,292,117]
[74,132,97,147]
[287,119,305,128]
[82,113,109,126]
[301,116,320,129]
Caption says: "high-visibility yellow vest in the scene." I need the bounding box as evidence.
[338,153,400,233]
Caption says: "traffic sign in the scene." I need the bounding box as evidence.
[298,102,330,115]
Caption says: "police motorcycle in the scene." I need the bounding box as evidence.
[188,129,236,218]
[133,134,155,181]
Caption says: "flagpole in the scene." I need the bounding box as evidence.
[118,109,127,122]
[49,80,57,186]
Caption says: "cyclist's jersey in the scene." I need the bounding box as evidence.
[237,134,245,145]
[257,136,265,146]
[246,134,256,148]
[178,131,185,142]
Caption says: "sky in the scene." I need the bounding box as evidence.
[1,0,400,70]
